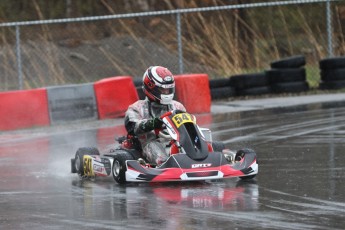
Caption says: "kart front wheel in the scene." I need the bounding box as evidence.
[112,151,134,184]
[74,147,100,176]
[71,158,77,173]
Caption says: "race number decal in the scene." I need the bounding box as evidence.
[172,113,195,128]
[83,155,94,176]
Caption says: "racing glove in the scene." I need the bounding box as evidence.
[139,117,163,132]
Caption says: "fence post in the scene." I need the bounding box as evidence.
[15,25,23,90]
[176,12,184,74]
[326,0,333,57]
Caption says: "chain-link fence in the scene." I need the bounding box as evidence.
[0,0,344,91]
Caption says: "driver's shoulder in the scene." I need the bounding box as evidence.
[129,99,148,108]
[126,100,149,116]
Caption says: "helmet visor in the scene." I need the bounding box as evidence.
[144,80,175,103]
[158,87,174,95]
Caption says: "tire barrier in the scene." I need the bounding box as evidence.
[132,78,142,87]
[209,78,236,100]
[47,83,97,124]
[267,68,309,93]
[240,86,272,96]
[230,72,271,96]
[319,56,345,90]
[174,74,211,114]
[3,54,344,131]
[270,55,306,69]
[0,88,50,131]
[132,77,145,100]
[271,81,309,93]
[319,56,345,70]
[267,55,309,94]
[94,76,138,119]
[136,86,146,100]
[266,68,306,84]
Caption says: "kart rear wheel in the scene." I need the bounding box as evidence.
[74,147,100,176]
[235,148,255,161]
[239,175,256,180]
[236,148,257,181]
[112,151,134,184]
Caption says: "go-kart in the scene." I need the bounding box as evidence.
[71,110,258,184]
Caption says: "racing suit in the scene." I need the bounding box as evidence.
[124,98,186,165]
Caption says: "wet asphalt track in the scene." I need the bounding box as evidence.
[1,99,345,230]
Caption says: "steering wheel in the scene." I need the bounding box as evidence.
[154,111,173,138]
[154,110,186,138]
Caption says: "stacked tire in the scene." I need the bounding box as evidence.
[230,72,271,96]
[319,56,345,90]
[209,77,236,100]
[266,55,309,94]
[132,78,145,100]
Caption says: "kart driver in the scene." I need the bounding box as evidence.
[124,66,186,166]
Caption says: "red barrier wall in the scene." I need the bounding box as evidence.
[174,74,211,114]
[0,88,50,131]
[94,76,138,119]
[195,113,213,127]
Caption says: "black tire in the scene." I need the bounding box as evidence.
[112,150,134,184]
[319,80,345,90]
[209,78,232,88]
[321,68,345,82]
[74,147,100,176]
[235,148,257,180]
[235,148,255,161]
[71,158,77,173]
[210,87,236,100]
[266,68,306,84]
[136,86,145,100]
[231,73,268,90]
[240,175,256,180]
[238,86,271,96]
[271,81,309,93]
[212,141,226,152]
[319,56,345,70]
[270,55,306,69]
[132,78,142,87]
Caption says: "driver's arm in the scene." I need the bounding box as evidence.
[125,105,162,135]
